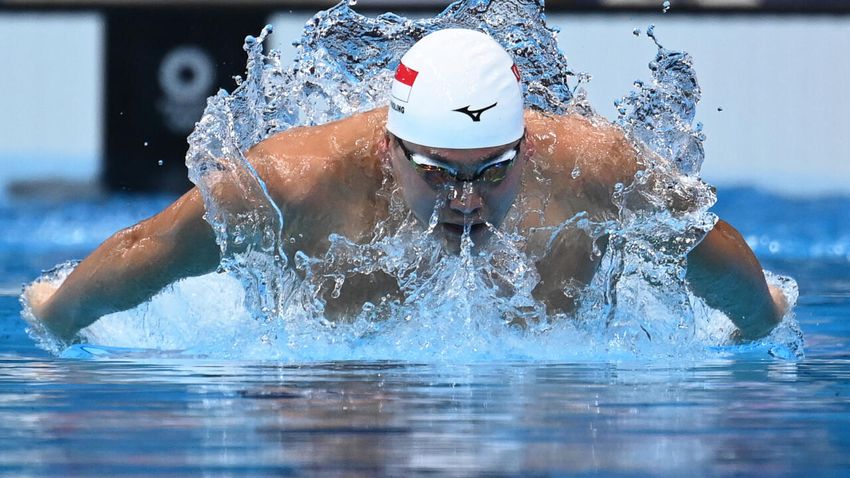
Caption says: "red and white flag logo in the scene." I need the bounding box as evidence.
[392,62,419,103]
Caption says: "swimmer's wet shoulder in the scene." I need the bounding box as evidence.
[247,108,387,202]
[246,108,390,256]
[522,109,638,225]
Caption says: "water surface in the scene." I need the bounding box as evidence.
[2,189,849,476]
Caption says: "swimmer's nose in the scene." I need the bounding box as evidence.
[448,183,484,215]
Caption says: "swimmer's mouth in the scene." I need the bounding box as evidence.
[441,222,487,237]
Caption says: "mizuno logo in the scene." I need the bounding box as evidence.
[453,102,497,122]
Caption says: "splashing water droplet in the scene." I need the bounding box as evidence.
[331,277,344,298]
[662,1,671,13]
[571,165,581,179]
[633,28,641,37]
[717,106,723,112]
[143,141,149,147]
[157,160,164,166]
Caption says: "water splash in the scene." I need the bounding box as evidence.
[617,24,705,175]
[186,26,292,332]
[21,0,801,361]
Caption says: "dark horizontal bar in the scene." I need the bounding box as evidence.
[2,0,850,14]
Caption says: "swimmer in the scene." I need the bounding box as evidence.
[27,29,788,343]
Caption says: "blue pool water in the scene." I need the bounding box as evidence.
[1,187,849,476]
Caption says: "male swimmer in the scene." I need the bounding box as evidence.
[27,29,788,342]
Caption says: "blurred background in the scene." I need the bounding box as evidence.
[0,0,848,198]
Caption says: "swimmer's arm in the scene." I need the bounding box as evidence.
[686,219,788,340]
[563,119,787,339]
[29,188,219,341]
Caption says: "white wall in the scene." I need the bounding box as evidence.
[0,10,848,196]
[548,13,850,196]
[0,13,102,183]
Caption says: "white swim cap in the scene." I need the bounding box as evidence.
[386,29,524,149]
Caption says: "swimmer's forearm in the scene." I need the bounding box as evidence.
[686,220,785,340]
[38,237,213,339]
[35,190,219,340]
[36,234,157,340]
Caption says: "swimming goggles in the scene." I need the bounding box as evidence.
[393,134,522,188]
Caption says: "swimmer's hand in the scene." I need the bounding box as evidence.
[24,280,58,321]
[769,284,790,321]
[23,280,77,341]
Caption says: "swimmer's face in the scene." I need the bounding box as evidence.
[386,133,527,250]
